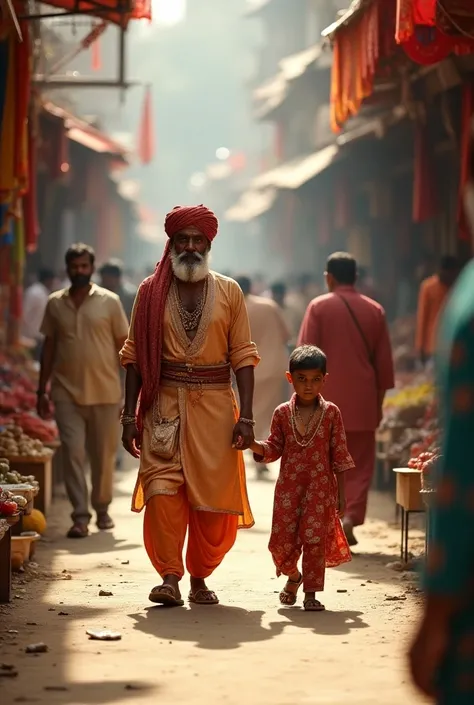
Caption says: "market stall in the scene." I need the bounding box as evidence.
[0,348,58,513]
[0,457,43,603]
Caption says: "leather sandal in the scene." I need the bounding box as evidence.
[67,522,89,539]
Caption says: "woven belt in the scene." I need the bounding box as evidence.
[160,361,231,386]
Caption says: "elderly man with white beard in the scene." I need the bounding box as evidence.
[120,205,259,607]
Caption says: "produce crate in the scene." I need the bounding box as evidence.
[7,454,53,516]
[0,515,19,603]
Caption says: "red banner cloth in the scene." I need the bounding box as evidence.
[138,86,154,165]
[458,81,474,241]
[24,126,40,252]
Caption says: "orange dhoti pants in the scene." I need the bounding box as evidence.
[143,487,239,579]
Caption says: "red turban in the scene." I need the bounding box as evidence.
[133,205,218,429]
[164,204,218,241]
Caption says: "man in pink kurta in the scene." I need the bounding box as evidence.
[298,252,394,545]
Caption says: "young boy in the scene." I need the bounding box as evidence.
[250,345,353,611]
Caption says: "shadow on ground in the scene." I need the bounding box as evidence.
[129,601,368,650]
[2,483,155,704]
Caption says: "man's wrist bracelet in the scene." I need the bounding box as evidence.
[238,416,255,427]
[120,414,137,426]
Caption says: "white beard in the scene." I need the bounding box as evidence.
[170,248,211,283]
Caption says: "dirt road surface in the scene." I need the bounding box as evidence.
[1,460,426,705]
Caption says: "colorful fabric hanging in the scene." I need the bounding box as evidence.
[330,0,393,132]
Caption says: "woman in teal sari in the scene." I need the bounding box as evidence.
[409,179,474,703]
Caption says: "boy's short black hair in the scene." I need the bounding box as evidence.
[289,345,327,375]
[65,243,95,267]
[326,252,357,285]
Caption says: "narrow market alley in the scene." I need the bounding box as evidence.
[2,460,424,705]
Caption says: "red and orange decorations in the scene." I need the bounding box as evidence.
[396,0,474,64]
[330,0,396,132]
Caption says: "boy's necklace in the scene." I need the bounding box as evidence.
[290,397,325,448]
[295,404,316,431]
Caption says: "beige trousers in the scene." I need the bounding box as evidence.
[54,401,120,523]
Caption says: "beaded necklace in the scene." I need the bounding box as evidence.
[174,277,208,331]
[290,395,326,448]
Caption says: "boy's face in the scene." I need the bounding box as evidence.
[287,368,327,404]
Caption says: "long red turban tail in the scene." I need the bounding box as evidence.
[134,205,218,429]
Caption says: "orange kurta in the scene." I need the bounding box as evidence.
[415,274,449,357]
[120,272,259,529]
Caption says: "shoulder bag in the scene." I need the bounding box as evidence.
[337,294,376,371]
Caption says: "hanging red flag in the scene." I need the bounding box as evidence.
[138,86,154,165]
[91,37,101,71]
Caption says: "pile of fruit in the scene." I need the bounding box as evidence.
[0,349,59,442]
[383,393,439,467]
[0,486,28,516]
[0,458,39,488]
[0,426,52,458]
[383,380,434,427]
[408,450,440,490]
[10,413,57,443]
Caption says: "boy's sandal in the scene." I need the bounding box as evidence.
[279,573,303,606]
[188,589,219,605]
[303,598,325,612]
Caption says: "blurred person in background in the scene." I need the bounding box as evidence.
[357,266,378,301]
[409,160,474,705]
[271,281,301,350]
[37,244,129,539]
[298,252,394,546]
[99,259,137,321]
[237,276,289,480]
[415,255,460,368]
[22,268,56,359]
[99,259,138,471]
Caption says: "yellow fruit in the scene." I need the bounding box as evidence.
[22,509,47,535]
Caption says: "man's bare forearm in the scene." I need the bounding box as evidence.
[235,365,254,419]
[38,337,55,394]
[123,364,142,416]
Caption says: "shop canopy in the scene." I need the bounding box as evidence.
[225,188,276,223]
[43,101,130,162]
[20,0,151,26]
[251,144,339,191]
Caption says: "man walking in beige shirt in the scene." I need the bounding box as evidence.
[37,244,129,538]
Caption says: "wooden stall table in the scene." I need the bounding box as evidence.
[7,453,53,516]
[394,468,425,563]
[0,515,19,603]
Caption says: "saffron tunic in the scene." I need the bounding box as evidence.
[298,286,394,526]
[120,272,259,579]
[415,274,449,358]
[254,396,353,593]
